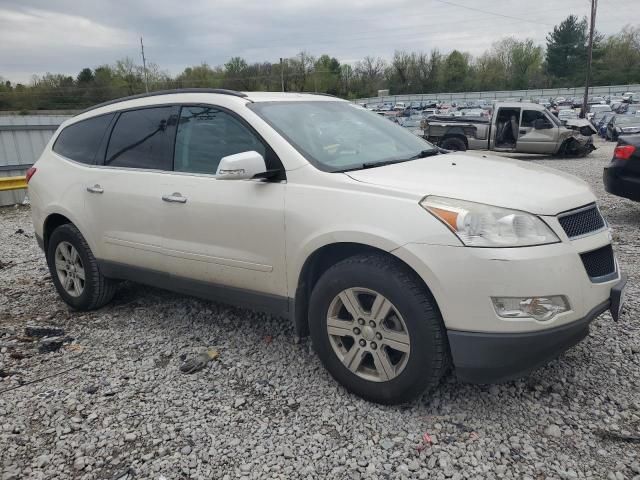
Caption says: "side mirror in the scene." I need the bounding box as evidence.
[534,118,550,129]
[216,151,267,180]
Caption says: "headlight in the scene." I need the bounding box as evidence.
[420,196,559,247]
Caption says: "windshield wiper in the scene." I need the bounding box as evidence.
[336,149,441,173]
[407,148,441,159]
[361,149,441,167]
[361,159,410,169]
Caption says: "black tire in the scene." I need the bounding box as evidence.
[308,253,449,405]
[440,136,467,151]
[46,223,116,310]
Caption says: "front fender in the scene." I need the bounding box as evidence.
[287,229,402,296]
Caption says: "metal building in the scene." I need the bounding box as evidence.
[0,115,70,206]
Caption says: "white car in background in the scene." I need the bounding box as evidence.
[588,104,611,120]
[27,89,626,404]
[558,108,579,123]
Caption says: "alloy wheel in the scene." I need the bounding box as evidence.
[326,287,411,382]
[54,241,85,297]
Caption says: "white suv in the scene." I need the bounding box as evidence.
[28,89,626,404]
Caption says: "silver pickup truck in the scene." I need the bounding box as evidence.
[422,102,597,156]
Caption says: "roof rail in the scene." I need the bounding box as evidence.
[307,92,339,98]
[79,88,248,114]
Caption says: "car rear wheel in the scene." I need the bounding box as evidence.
[47,223,116,310]
[440,136,467,151]
[308,253,449,404]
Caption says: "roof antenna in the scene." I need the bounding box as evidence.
[140,36,149,93]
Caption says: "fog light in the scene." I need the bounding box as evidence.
[492,296,569,322]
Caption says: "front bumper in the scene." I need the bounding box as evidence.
[393,233,625,383]
[449,273,625,383]
[395,230,619,334]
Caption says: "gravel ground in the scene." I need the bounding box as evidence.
[1,138,639,480]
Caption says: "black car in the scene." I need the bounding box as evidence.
[597,112,615,137]
[604,135,640,201]
[606,114,640,141]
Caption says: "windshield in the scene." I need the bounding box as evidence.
[546,109,562,127]
[248,101,437,172]
[616,115,640,125]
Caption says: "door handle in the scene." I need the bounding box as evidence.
[86,184,104,194]
[519,129,527,134]
[162,193,187,204]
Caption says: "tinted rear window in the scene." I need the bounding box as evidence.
[105,107,177,170]
[53,114,114,164]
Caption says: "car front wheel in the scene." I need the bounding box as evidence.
[308,253,449,404]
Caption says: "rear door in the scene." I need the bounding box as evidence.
[516,109,558,154]
[49,113,116,251]
[160,105,288,302]
[84,105,179,272]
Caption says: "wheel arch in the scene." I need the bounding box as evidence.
[43,213,72,252]
[42,209,97,255]
[291,242,440,338]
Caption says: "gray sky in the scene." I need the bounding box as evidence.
[1,0,638,84]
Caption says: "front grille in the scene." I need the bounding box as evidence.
[580,244,616,280]
[558,204,605,239]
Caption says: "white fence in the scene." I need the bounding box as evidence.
[355,84,640,105]
[0,115,70,206]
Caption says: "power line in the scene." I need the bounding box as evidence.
[228,3,585,54]
[0,2,599,84]
[430,0,553,26]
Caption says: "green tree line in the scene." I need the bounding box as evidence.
[1,16,639,111]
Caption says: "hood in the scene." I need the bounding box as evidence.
[564,118,597,135]
[346,153,595,216]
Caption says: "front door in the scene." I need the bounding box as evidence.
[160,105,288,302]
[516,110,558,154]
[490,108,520,151]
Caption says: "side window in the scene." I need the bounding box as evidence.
[53,113,114,164]
[105,107,177,170]
[174,106,265,175]
[521,110,548,128]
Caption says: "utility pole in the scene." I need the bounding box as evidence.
[280,58,285,92]
[581,0,597,118]
[140,36,149,93]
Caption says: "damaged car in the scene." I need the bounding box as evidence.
[422,102,596,156]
